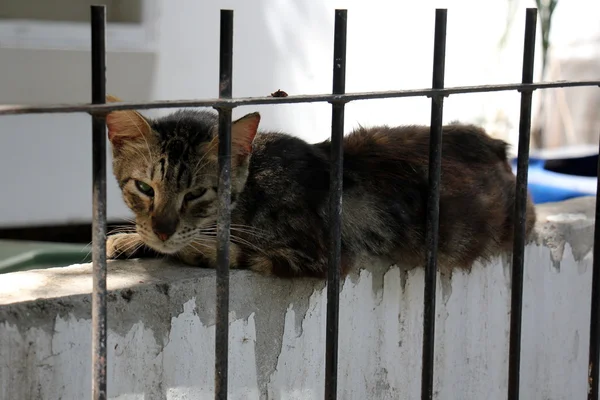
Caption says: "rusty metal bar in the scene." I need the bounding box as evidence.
[508,8,537,400]
[1,81,599,116]
[90,5,108,400]
[214,9,233,400]
[324,10,347,400]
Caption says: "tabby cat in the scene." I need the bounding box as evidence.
[105,96,536,278]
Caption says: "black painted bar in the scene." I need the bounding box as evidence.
[508,8,537,400]
[421,9,447,400]
[90,5,108,400]
[215,9,233,400]
[324,9,347,400]
[588,136,600,400]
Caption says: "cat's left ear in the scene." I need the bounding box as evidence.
[231,112,260,155]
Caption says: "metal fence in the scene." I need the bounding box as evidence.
[1,5,600,400]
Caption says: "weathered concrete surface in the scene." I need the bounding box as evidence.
[0,197,596,400]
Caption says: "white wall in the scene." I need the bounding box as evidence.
[0,0,597,227]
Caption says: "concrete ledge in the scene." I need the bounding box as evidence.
[0,197,596,400]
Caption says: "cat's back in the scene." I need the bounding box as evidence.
[341,123,510,167]
[320,122,535,268]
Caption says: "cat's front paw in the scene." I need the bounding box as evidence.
[106,233,144,259]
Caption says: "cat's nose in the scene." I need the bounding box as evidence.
[154,231,171,242]
[153,227,174,242]
[151,215,178,242]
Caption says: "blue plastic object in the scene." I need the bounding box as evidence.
[510,145,597,204]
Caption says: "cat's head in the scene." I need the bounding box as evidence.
[105,95,260,255]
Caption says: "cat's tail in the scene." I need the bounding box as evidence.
[469,124,537,242]
[492,139,515,175]
[491,138,509,161]
[496,142,537,245]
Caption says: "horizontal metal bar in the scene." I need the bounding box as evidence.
[0,80,598,116]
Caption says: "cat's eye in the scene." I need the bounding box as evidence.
[184,188,207,202]
[135,180,154,197]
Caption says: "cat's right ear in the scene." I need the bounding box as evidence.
[105,95,152,147]
[231,112,260,156]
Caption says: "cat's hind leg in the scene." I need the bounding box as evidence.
[177,241,243,269]
[245,248,353,279]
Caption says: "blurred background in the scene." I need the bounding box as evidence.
[0,0,598,260]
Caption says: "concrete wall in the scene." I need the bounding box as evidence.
[2,0,599,227]
[0,197,596,399]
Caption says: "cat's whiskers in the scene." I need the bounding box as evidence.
[197,230,265,254]
[125,242,146,259]
[118,238,141,255]
[107,226,137,235]
[230,236,265,254]
[198,228,262,243]
[187,243,208,255]
[194,156,216,174]
[230,223,269,233]
[187,237,216,256]
[84,231,133,260]
[108,229,136,234]
[230,227,268,239]
[117,236,144,258]
[82,241,94,261]
[116,216,137,228]
[115,217,136,226]
[201,223,268,234]
[191,236,216,246]
[198,225,268,240]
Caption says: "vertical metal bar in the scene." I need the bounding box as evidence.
[324,9,347,400]
[588,136,600,400]
[90,5,107,400]
[421,9,447,400]
[215,9,233,400]
[508,8,537,400]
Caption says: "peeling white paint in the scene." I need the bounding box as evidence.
[0,241,595,399]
